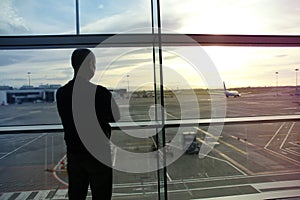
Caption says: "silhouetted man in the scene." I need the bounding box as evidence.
[56,48,120,200]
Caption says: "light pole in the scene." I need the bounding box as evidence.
[275,72,278,96]
[295,68,299,93]
[27,72,31,87]
[126,74,130,93]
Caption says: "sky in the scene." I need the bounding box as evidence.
[0,0,300,89]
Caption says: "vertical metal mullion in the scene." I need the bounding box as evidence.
[75,0,80,35]
[151,0,157,113]
[151,0,168,199]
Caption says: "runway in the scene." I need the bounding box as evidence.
[0,87,300,199]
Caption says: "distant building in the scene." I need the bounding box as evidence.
[109,89,126,99]
[20,85,35,90]
[38,84,61,89]
[0,85,13,90]
[0,85,126,105]
[0,84,61,105]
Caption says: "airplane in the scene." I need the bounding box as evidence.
[223,82,241,98]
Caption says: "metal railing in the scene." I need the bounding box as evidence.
[1,115,300,134]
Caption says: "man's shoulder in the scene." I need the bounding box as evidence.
[57,81,73,96]
[59,80,74,89]
[95,84,108,91]
[96,85,111,96]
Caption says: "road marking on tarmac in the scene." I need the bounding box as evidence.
[167,173,173,182]
[52,155,68,186]
[289,142,300,147]
[264,147,300,166]
[113,146,117,167]
[196,138,253,176]
[29,110,42,114]
[264,122,300,166]
[264,122,285,149]
[195,127,253,175]
[229,135,256,147]
[196,127,248,155]
[0,134,46,160]
[283,148,300,156]
[279,122,295,149]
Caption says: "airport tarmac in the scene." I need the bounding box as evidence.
[0,87,300,199]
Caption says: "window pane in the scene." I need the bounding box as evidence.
[111,129,158,200]
[0,133,66,193]
[0,47,159,199]
[0,49,72,126]
[0,47,155,125]
[1,46,299,124]
[206,46,300,117]
[162,46,300,118]
[0,0,76,35]
[79,0,152,34]
[161,0,300,35]
[161,45,300,198]
[0,0,152,35]
[166,122,300,199]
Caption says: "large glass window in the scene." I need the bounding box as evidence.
[80,0,152,34]
[0,0,76,35]
[166,122,300,199]
[0,47,155,125]
[0,133,66,193]
[0,47,160,199]
[0,1,300,200]
[161,0,300,35]
[0,0,152,35]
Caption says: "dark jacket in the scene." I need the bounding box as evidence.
[56,79,120,154]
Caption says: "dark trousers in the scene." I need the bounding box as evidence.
[67,153,112,200]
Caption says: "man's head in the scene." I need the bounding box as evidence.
[71,48,96,80]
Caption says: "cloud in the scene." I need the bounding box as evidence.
[0,53,30,66]
[81,11,151,33]
[80,0,155,33]
[0,49,74,87]
[159,0,300,34]
[0,0,29,34]
[275,54,288,58]
[0,0,75,35]
[98,4,104,9]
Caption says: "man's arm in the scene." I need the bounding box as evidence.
[95,86,120,123]
[110,95,120,122]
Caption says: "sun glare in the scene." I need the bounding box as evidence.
[178,1,262,34]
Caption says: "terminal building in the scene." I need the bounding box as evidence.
[0,84,60,105]
[0,85,126,105]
